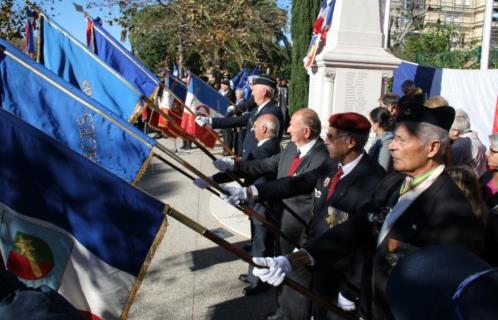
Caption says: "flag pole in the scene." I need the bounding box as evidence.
[153,153,220,197]
[165,206,357,320]
[154,143,300,249]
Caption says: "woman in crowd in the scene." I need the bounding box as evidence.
[480,133,498,266]
[368,107,395,171]
[446,165,488,225]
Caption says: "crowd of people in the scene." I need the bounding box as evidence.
[192,77,498,320]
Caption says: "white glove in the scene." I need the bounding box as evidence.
[252,256,292,286]
[227,105,236,113]
[220,184,249,205]
[193,176,211,189]
[213,157,235,172]
[195,116,210,127]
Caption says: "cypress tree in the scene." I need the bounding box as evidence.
[288,0,321,114]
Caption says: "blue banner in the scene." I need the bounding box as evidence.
[88,17,160,98]
[39,13,143,121]
[0,105,165,287]
[0,39,155,183]
[167,75,187,102]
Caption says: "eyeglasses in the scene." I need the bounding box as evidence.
[326,134,348,142]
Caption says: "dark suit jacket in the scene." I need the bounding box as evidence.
[211,101,284,160]
[255,154,386,302]
[236,139,330,248]
[305,171,485,319]
[212,138,281,185]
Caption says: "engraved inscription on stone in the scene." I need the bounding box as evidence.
[344,71,369,114]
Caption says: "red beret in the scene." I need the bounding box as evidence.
[328,112,371,134]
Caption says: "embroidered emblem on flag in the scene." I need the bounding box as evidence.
[0,207,73,289]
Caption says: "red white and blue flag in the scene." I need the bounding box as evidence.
[24,10,37,54]
[0,108,167,320]
[303,0,336,69]
[181,74,230,148]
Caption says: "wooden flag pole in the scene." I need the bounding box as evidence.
[154,143,300,249]
[165,206,357,320]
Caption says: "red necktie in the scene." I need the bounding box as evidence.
[287,151,304,176]
[326,166,343,200]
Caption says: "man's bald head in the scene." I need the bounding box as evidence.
[253,114,279,141]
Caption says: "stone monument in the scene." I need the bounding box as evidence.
[308,0,400,131]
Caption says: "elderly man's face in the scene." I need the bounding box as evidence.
[389,123,435,177]
[252,84,268,105]
[287,113,308,146]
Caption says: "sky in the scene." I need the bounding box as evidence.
[15,0,129,49]
[16,0,292,51]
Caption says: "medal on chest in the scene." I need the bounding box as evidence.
[326,206,349,228]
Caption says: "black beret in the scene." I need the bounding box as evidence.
[252,75,276,88]
[397,103,455,131]
[328,112,371,134]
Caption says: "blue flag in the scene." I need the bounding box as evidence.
[87,17,160,98]
[38,13,144,121]
[0,39,155,183]
[230,68,248,90]
[0,107,166,319]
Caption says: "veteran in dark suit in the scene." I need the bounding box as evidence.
[224,112,386,319]
[211,108,329,320]
[250,104,485,320]
[194,114,281,296]
[195,75,284,161]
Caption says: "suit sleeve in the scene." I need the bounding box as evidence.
[303,211,372,265]
[211,113,250,129]
[237,152,282,177]
[255,166,324,201]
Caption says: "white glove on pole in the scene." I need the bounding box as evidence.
[213,157,235,172]
[252,256,292,287]
[195,116,210,127]
[193,176,211,189]
[227,105,236,113]
[220,184,249,205]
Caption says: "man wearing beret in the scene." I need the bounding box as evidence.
[223,112,386,319]
[246,104,485,319]
[196,75,284,161]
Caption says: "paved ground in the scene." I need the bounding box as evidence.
[129,137,276,320]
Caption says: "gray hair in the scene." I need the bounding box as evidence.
[265,86,275,99]
[259,114,279,138]
[235,89,244,96]
[489,133,498,150]
[403,122,450,160]
[451,109,471,133]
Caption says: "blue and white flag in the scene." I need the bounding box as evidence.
[0,107,167,320]
[37,12,144,121]
[393,61,498,145]
[86,17,160,98]
[0,38,155,183]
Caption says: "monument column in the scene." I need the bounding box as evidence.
[308,0,400,132]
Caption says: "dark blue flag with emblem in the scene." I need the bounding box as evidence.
[0,107,167,319]
[0,38,155,183]
[36,11,144,121]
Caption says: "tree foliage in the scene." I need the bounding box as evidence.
[394,21,480,69]
[288,0,320,114]
[0,0,24,41]
[88,0,289,76]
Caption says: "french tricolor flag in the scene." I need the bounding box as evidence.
[181,74,230,148]
[393,61,498,146]
[0,109,167,320]
[304,0,336,68]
